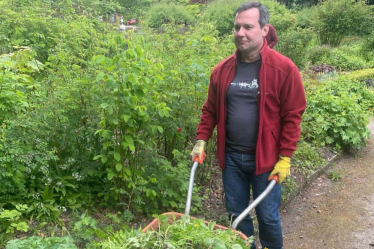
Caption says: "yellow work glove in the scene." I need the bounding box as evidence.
[190,140,206,162]
[269,155,291,183]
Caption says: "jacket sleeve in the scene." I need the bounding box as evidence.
[268,26,278,49]
[196,71,218,142]
[278,66,306,157]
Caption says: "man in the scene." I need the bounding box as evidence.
[190,2,306,249]
[265,23,278,49]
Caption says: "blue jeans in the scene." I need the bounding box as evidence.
[222,151,283,249]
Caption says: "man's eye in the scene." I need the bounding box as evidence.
[234,26,240,31]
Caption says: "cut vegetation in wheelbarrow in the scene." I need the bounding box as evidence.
[100,213,252,248]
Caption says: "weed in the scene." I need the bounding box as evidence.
[327,170,341,181]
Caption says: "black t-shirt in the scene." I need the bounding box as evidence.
[225,58,261,154]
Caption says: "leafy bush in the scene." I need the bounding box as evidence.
[307,44,369,71]
[302,80,372,150]
[6,236,77,249]
[264,1,297,34]
[292,140,326,176]
[146,3,196,28]
[344,69,374,82]
[323,50,367,71]
[360,32,374,61]
[307,45,333,65]
[295,6,315,28]
[201,0,242,37]
[202,0,295,36]
[309,0,373,46]
[276,27,315,68]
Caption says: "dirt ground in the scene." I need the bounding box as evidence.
[281,118,374,249]
[199,118,374,249]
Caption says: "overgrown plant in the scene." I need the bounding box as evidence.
[309,0,373,46]
[302,79,372,150]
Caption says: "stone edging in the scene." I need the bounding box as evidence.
[280,153,342,210]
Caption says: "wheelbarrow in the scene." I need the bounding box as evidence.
[142,153,279,244]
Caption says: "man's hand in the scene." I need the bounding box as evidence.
[269,156,291,183]
[190,140,206,161]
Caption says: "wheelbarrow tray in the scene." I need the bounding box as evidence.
[142,211,248,241]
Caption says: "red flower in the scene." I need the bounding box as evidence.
[177,127,182,132]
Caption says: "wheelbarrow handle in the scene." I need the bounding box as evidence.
[185,152,206,216]
[231,175,279,230]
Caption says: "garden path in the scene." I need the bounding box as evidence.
[281,118,374,249]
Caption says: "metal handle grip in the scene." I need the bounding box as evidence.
[185,161,199,216]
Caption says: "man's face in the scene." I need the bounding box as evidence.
[234,8,268,56]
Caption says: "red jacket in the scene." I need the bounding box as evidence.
[196,40,306,175]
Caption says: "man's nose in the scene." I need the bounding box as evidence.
[236,27,245,36]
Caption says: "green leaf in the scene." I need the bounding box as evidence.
[123,115,131,122]
[100,103,109,109]
[129,144,135,152]
[96,73,106,82]
[102,130,111,139]
[124,168,131,177]
[108,173,114,180]
[101,155,108,163]
[114,152,121,162]
[135,89,145,98]
[124,135,134,145]
[115,163,122,172]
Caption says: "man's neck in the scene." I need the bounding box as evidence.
[241,52,261,63]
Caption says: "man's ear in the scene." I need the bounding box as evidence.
[262,24,269,37]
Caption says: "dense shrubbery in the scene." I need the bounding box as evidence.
[309,0,373,46]
[276,27,315,68]
[146,3,196,28]
[302,79,373,150]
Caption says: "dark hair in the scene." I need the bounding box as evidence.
[235,1,269,28]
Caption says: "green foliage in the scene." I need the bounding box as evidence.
[0,204,29,234]
[276,27,316,68]
[327,170,342,181]
[292,140,326,176]
[279,0,319,9]
[280,177,298,202]
[360,32,374,61]
[0,0,373,246]
[295,6,315,28]
[344,69,374,82]
[263,0,297,34]
[72,213,107,246]
[6,236,77,249]
[146,3,196,28]
[202,0,296,36]
[100,214,252,248]
[307,45,333,65]
[302,80,372,150]
[307,41,371,71]
[309,0,373,46]
[324,51,367,71]
[0,48,41,123]
[202,0,244,37]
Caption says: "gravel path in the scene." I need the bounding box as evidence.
[281,118,374,249]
